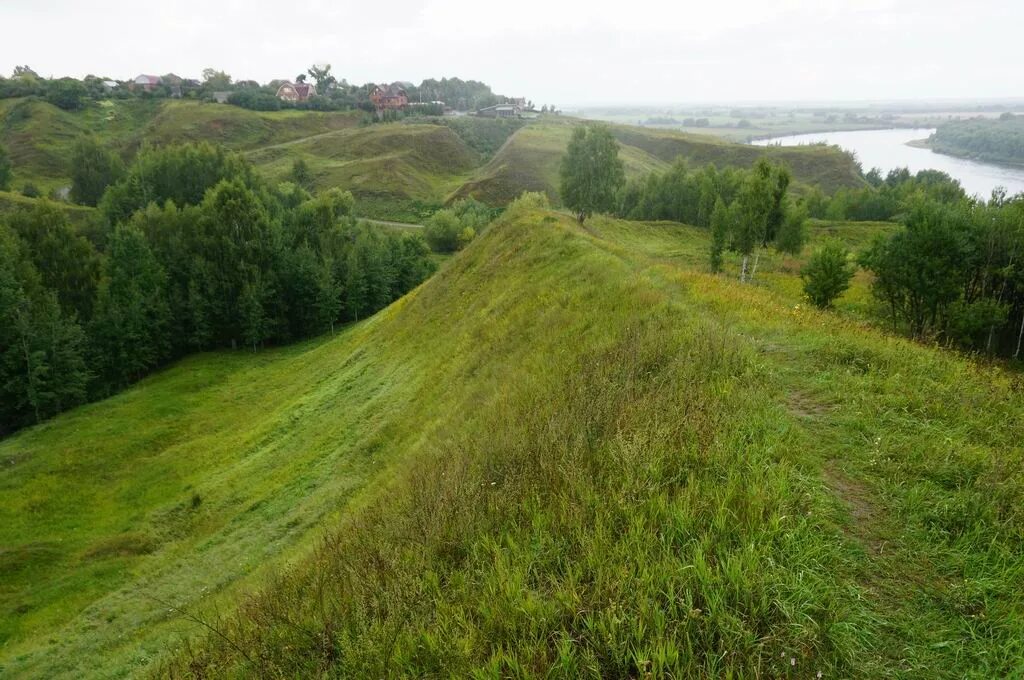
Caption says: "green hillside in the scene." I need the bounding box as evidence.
[456,119,865,205]
[0,98,360,193]
[3,204,1022,678]
[245,123,480,221]
[3,101,864,220]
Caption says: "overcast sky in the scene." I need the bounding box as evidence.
[2,0,1021,107]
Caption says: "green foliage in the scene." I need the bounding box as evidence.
[801,241,855,308]
[0,143,11,191]
[69,136,123,206]
[929,116,1024,166]
[0,225,88,433]
[441,117,525,157]
[811,167,968,222]
[423,198,495,252]
[709,197,730,272]
[0,143,436,435]
[88,224,170,390]
[99,142,257,223]
[858,197,1024,355]
[4,201,100,320]
[289,157,314,191]
[417,77,501,111]
[776,201,809,255]
[44,78,87,111]
[559,125,625,222]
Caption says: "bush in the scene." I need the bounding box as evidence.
[0,143,11,191]
[423,199,496,253]
[801,241,855,308]
[423,210,464,252]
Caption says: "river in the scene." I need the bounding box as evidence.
[751,128,1024,199]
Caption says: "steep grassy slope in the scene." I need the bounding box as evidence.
[153,210,1021,678]
[245,123,479,220]
[0,98,361,191]
[455,118,865,205]
[0,310,438,677]
[2,207,1023,677]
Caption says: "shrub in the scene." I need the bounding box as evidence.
[801,241,855,308]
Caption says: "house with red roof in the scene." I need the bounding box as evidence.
[276,81,317,102]
[369,83,409,111]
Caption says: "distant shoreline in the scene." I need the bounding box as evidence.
[907,137,1024,170]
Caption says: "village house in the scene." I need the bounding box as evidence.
[476,103,522,119]
[370,83,409,111]
[131,74,162,92]
[276,81,317,102]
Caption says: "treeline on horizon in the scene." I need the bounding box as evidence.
[0,64,527,115]
[928,113,1024,167]
[0,141,438,436]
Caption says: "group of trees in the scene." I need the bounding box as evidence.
[802,167,968,222]
[860,194,1024,355]
[0,142,436,435]
[560,126,807,280]
[928,115,1024,166]
[422,199,497,252]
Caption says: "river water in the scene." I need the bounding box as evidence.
[751,128,1024,199]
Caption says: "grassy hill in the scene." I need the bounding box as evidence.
[3,101,864,220]
[245,123,481,222]
[455,118,865,205]
[0,98,361,193]
[2,205,1022,678]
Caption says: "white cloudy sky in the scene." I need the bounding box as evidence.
[1,0,1021,106]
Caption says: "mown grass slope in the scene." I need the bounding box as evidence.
[455,118,865,205]
[2,206,1023,678]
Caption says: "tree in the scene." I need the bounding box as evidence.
[290,158,314,191]
[100,142,256,224]
[307,64,336,91]
[423,209,465,252]
[0,142,11,191]
[775,201,808,255]
[801,241,855,308]
[709,198,730,273]
[860,201,967,337]
[559,125,625,223]
[0,226,87,432]
[88,225,171,390]
[70,136,123,206]
[45,78,87,111]
[6,202,101,320]
[201,68,232,90]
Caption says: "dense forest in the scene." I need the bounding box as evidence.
[0,142,437,435]
[929,113,1024,166]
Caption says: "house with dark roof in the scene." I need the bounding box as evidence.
[276,81,317,102]
[369,83,409,111]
